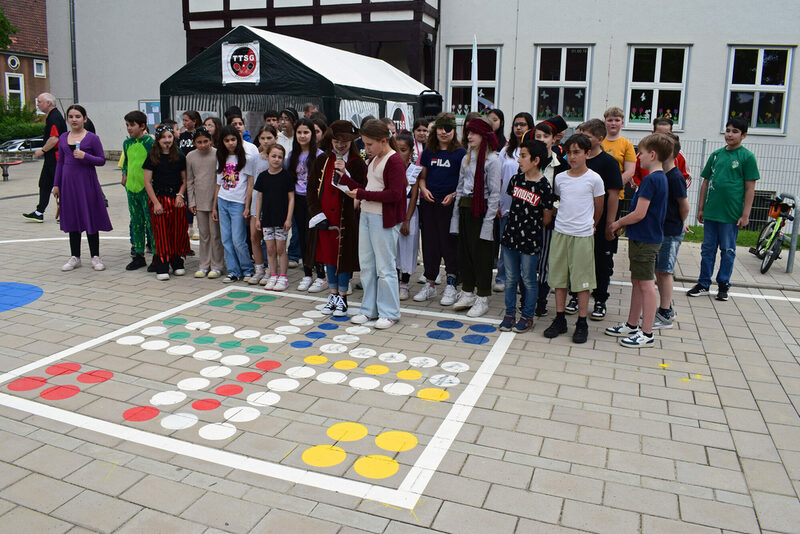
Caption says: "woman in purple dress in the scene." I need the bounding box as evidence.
[52,104,112,271]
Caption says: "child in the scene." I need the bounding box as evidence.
[229,115,259,157]
[244,125,277,285]
[142,124,189,281]
[179,110,202,241]
[688,117,759,301]
[212,125,256,283]
[499,139,553,332]
[543,134,604,344]
[263,110,279,130]
[277,108,297,153]
[394,133,421,300]
[204,117,223,148]
[449,117,501,318]
[601,107,636,189]
[122,110,155,271]
[654,134,689,328]
[254,145,295,291]
[606,133,670,348]
[186,127,224,279]
[632,117,692,188]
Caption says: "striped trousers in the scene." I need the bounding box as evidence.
[150,195,189,273]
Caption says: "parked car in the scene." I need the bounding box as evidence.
[0,138,45,152]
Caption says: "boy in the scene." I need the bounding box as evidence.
[122,110,155,270]
[654,134,690,328]
[575,119,623,320]
[543,134,605,344]
[601,107,636,189]
[632,117,692,188]
[263,110,279,129]
[688,117,759,301]
[605,133,670,348]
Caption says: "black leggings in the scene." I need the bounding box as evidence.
[69,231,99,258]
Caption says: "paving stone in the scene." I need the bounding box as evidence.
[460,455,533,488]
[422,471,490,507]
[560,499,639,534]
[641,515,719,534]
[63,459,145,496]
[476,426,542,456]
[120,475,207,515]
[610,414,670,439]
[0,430,42,462]
[540,438,607,468]
[670,425,734,450]
[517,416,578,441]
[676,462,748,493]
[515,518,594,533]
[706,448,741,471]
[431,501,517,534]
[180,491,267,533]
[483,484,562,523]
[550,405,610,429]
[310,503,390,533]
[750,491,800,532]
[578,427,640,452]
[0,461,29,491]
[0,473,82,513]
[607,450,674,480]
[529,468,603,504]
[730,430,783,461]
[116,509,206,534]
[768,423,800,451]
[53,490,141,532]
[603,482,679,518]
[0,505,74,534]
[678,495,759,532]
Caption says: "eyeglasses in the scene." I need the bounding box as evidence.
[439,125,455,133]
[513,122,528,128]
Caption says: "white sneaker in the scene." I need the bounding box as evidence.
[435,271,445,285]
[308,278,329,293]
[374,318,396,329]
[417,272,427,284]
[262,275,277,289]
[190,228,200,240]
[288,260,299,268]
[90,256,105,271]
[347,281,353,295]
[321,294,337,315]
[619,330,655,348]
[194,270,208,278]
[297,276,313,291]
[493,281,504,292]
[173,268,186,276]
[399,284,410,301]
[247,270,265,285]
[61,256,81,271]
[605,323,640,337]
[350,314,373,324]
[207,269,222,279]
[453,291,476,311]
[413,284,437,302]
[440,284,459,306]
[333,295,348,317]
[156,273,170,281]
[466,296,489,317]
[274,277,289,291]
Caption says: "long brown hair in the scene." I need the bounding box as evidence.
[426,112,462,153]
[148,128,180,166]
[216,125,247,173]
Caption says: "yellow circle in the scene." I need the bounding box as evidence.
[326,422,368,442]
[375,431,418,452]
[353,454,400,479]
[302,445,346,467]
[396,369,422,380]
[333,360,358,370]
[417,388,450,402]
[304,355,328,365]
[364,364,389,375]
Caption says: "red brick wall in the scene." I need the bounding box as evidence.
[0,0,47,57]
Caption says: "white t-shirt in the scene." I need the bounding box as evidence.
[217,153,256,204]
[499,148,520,216]
[553,169,605,237]
[243,140,259,157]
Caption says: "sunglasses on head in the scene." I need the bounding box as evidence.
[439,125,455,133]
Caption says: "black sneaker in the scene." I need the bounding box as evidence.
[126,255,147,271]
[573,321,589,344]
[716,284,730,301]
[147,261,157,273]
[565,295,579,315]
[543,317,568,338]
[22,211,43,222]
[130,246,136,257]
[321,294,337,315]
[590,301,606,321]
[687,283,709,297]
[535,300,548,317]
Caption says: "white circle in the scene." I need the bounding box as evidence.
[117,335,145,346]
[150,390,187,406]
[303,310,325,319]
[349,377,380,390]
[141,340,170,351]
[346,326,371,335]
[220,355,250,366]
[290,317,314,326]
[429,374,460,387]
[234,329,260,339]
[259,334,286,344]
[379,352,407,363]
[177,377,210,391]
[185,321,210,331]
[167,345,195,356]
[247,391,280,407]
[223,406,260,423]
[275,325,300,335]
[199,422,237,440]
[317,371,348,384]
[141,326,167,336]
[160,413,198,430]
[441,361,470,373]
[333,335,360,344]
[267,378,300,391]
[193,350,222,361]
[200,365,232,378]
[349,348,376,359]
[320,343,347,354]
[209,325,236,335]
[409,356,438,368]
[383,383,415,396]
[315,303,327,311]
[285,366,316,379]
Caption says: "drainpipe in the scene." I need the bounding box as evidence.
[69,0,78,103]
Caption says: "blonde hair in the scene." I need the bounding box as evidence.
[463,117,491,168]
[603,106,624,119]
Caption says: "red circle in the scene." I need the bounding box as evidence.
[237,372,262,383]
[77,370,114,383]
[8,376,47,391]
[256,360,281,371]
[215,384,243,396]
[46,363,81,376]
[192,398,221,411]
[40,385,80,400]
[123,406,159,422]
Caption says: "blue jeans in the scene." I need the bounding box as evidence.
[699,220,738,287]
[359,212,401,320]
[218,197,254,277]
[502,246,539,317]
[495,215,507,284]
[325,264,352,294]
[288,216,300,261]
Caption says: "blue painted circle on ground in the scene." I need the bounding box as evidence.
[462,334,490,345]
[436,320,464,330]
[318,323,338,330]
[330,315,349,322]
[305,331,326,339]
[0,283,43,312]
[427,330,455,340]
[290,340,313,349]
[469,324,497,334]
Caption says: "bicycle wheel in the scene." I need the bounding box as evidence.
[760,236,783,274]
[755,220,777,259]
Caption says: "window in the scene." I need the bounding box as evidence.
[725,47,792,133]
[534,46,591,123]
[447,46,500,118]
[625,46,689,129]
[33,59,46,78]
[5,73,23,108]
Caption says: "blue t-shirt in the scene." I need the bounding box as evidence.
[420,148,466,199]
[627,170,667,244]
[663,167,687,236]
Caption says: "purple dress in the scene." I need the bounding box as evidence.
[53,131,112,234]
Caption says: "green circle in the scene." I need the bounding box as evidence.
[163,317,187,325]
[235,303,261,312]
[246,345,269,354]
[228,291,251,298]
[194,336,216,345]
[209,299,233,307]
[219,340,242,349]
[168,332,191,340]
[253,295,277,303]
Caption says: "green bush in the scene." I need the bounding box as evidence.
[0,97,42,142]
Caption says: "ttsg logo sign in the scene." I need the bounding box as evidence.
[222,41,260,84]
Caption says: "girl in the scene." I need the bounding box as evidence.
[277,108,298,153]
[394,133,421,301]
[307,120,367,315]
[203,117,223,148]
[142,124,189,280]
[229,115,259,156]
[411,118,429,164]
[244,125,277,285]
[186,127,224,279]
[448,118,501,317]
[52,104,111,272]
[487,108,508,150]
[312,117,328,148]
[343,120,407,329]
[178,110,202,155]
[460,111,481,147]
[254,145,295,291]
[414,114,466,305]
[212,125,256,283]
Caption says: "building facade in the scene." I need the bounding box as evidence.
[0,0,49,110]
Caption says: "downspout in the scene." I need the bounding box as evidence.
[69,0,78,103]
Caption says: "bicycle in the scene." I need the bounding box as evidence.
[749,195,795,273]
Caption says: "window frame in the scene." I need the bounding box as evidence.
[624,45,690,132]
[4,73,24,108]
[445,45,501,118]
[532,44,593,125]
[33,59,46,78]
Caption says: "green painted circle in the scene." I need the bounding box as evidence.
[252,295,277,303]
[245,345,269,354]
[228,291,251,298]
[163,317,187,325]
[219,340,242,349]
[194,336,216,345]
[209,299,233,307]
[168,332,191,340]
[235,303,261,312]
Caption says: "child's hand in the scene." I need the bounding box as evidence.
[283,219,291,232]
[242,207,250,219]
[52,186,60,200]
[697,209,704,224]
[175,196,185,208]
[442,193,455,206]
[344,189,358,199]
[400,220,410,236]
[121,175,127,187]
[256,221,262,232]
[73,149,85,160]
[605,225,616,241]
[153,202,164,215]
[420,186,434,203]
[190,206,197,215]
[212,209,218,222]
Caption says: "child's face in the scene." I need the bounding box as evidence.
[265,116,279,128]
[413,125,428,143]
[159,131,174,152]
[534,130,554,149]
[67,109,85,129]
[268,149,284,169]
[436,126,454,145]
[203,119,216,135]
[279,113,293,134]
[230,118,245,135]
[487,112,502,132]
[467,131,483,149]
[223,134,238,154]
[604,115,623,136]
[258,131,276,149]
[295,125,312,147]
[395,140,412,163]
[517,147,540,174]
[363,136,386,158]
[565,145,589,168]
[654,123,672,134]
[576,129,602,150]
[126,121,145,138]
[724,125,746,146]
[194,136,211,152]
[182,115,196,131]
[386,122,396,136]
[314,124,324,143]
[512,118,529,141]
[332,138,351,155]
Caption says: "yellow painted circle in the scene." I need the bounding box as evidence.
[396,369,422,380]
[302,445,346,467]
[375,431,418,452]
[353,454,400,479]
[304,355,328,365]
[417,388,450,402]
[364,364,389,375]
[333,359,358,370]
[326,422,368,442]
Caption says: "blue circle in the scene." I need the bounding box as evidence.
[305,331,326,339]
[318,323,338,330]
[427,330,455,340]
[290,340,313,349]
[469,324,497,334]
[462,334,490,345]
[436,320,463,330]
[330,315,349,322]
[0,283,43,312]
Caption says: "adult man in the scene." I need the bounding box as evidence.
[23,93,67,222]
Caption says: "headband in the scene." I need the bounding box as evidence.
[433,117,457,129]
[193,126,211,140]
[155,124,173,136]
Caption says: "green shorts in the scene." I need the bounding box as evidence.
[548,231,596,291]
[628,239,660,280]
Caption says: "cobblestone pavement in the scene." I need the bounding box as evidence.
[0,161,799,533]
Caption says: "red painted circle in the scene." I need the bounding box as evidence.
[8,376,47,391]
[77,370,114,383]
[40,385,80,400]
[123,406,159,422]
[237,372,262,383]
[215,384,243,396]
[192,398,221,411]
[46,363,81,376]
[255,360,281,371]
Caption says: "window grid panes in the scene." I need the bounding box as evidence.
[534,46,591,124]
[625,46,688,129]
[447,47,500,118]
[5,73,23,108]
[726,47,792,133]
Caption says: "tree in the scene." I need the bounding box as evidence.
[0,8,18,50]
